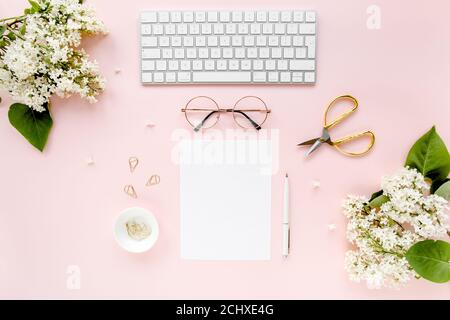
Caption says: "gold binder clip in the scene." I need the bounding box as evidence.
[128,157,139,172]
[146,175,161,186]
[124,185,137,198]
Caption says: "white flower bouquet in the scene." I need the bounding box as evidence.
[344,127,450,289]
[0,0,106,151]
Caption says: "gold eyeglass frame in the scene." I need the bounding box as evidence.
[181,96,271,131]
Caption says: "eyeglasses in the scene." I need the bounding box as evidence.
[181,96,271,132]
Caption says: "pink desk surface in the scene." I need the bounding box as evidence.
[0,0,449,299]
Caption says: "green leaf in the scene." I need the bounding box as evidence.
[405,126,450,181]
[369,194,389,208]
[0,25,5,35]
[28,0,41,12]
[405,240,450,283]
[7,32,16,41]
[19,23,26,35]
[8,103,53,152]
[369,190,383,202]
[24,8,32,15]
[435,181,450,201]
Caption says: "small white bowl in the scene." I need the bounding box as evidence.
[114,207,159,253]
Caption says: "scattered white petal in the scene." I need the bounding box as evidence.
[85,156,95,165]
[328,224,336,231]
[114,68,122,74]
[146,121,156,128]
[312,180,321,189]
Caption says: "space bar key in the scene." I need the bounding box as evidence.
[193,72,252,83]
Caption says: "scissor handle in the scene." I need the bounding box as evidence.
[324,95,358,129]
[331,130,375,156]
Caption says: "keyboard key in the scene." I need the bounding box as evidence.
[168,61,179,70]
[280,35,291,46]
[174,48,184,58]
[268,36,279,46]
[265,60,276,70]
[217,60,227,70]
[295,47,307,58]
[274,24,285,34]
[305,36,316,58]
[305,11,316,22]
[142,36,157,47]
[283,48,294,58]
[280,72,291,82]
[142,60,155,71]
[154,72,164,82]
[186,48,196,58]
[178,72,191,82]
[292,72,303,82]
[183,36,194,46]
[142,72,152,82]
[231,36,243,46]
[259,48,270,58]
[299,23,315,34]
[158,12,169,23]
[141,12,157,23]
[268,11,279,22]
[171,11,182,22]
[205,60,215,70]
[142,49,160,59]
[207,11,218,22]
[195,36,206,46]
[287,24,298,34]
[211,48,221,58]
[156,60,167,70]
[241,60,251,70]
[207,36,218,46]
[180,61,191,70]
[293,11,304,22]
[159,36,170,47]
[304,72,315,83]
[238,24,249,34]
[199,48,209,58]
[244,11,255,22]
[162,49,172,58]
[214,23,224,34]
[183,11,194,22]
[193,60,203,70]
[253,60,264,70]
[256,11,267,22]
[219,35,231,46]
[195,11,206,22]
[226,24,237,34]
[289,60,315,71]
[220,11,231,22]
[244,36,255,46]
[166,72,176,82]
[232,11,243,22]
[281,11,292,22]
[262,23,273,34]
[193,72,251,82]
[268,72,279,82]
[229,60,239,70]
[189,24,200,35]
[202,23,212,34]
[141,24,151,35]
[177,24,188,34]
[250,24,261,34]
[253,72,267,82]
[235,48,245,58]
[271,48,282,58]
[152,24,163,35]
[278,60,288,70]
[292,36,304,46]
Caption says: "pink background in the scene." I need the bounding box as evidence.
[0,0,449,299]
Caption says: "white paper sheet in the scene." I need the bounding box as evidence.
[179,139,272,260]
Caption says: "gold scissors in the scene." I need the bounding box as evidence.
[297,95,375,157]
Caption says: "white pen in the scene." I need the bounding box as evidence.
[282,173,290,258]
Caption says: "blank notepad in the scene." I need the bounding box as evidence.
[179,139,272,260]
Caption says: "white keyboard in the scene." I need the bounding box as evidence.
[140,10,317,84]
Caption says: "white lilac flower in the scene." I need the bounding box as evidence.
[0,0,107,112]
[343,167,449,289]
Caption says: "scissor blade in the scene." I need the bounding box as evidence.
[306,139,323,156]
[297,137,320,146]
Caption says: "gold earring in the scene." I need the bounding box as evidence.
[124,185,137,198]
